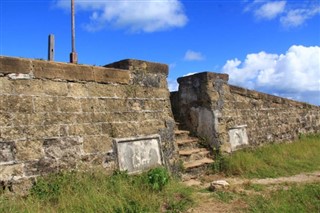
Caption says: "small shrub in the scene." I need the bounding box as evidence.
[147,167,170,191]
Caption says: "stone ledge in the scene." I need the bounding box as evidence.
[177,72,229,84]
[0,56,130,84]
[229,85,319,108]
[104,59,169,76]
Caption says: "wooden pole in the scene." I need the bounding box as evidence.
[48,34,55,61]
[70,0,78,63]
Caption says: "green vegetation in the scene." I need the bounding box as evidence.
[1,134,319,212]
[215,134,320,178]
[210,182,320,213]
[0,167,193,213]
[247,183,320,213]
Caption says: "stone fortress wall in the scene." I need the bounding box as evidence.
[1,56,319,192]
[0,56,176,192]
[171,72,320,153]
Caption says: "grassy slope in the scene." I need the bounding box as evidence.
[0,169,193,213]
[1,134,319,213]
[220,134,320,178]
[247,183,320,213]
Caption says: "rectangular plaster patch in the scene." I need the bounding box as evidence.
[113,134,164,174]
[228,125,248,151]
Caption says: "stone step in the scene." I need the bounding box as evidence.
[176,138,198,145]
[174,130,190,140]
[183,157,214,170]
[178,148,208,156]
[174,130,190,135]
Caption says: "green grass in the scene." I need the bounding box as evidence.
[0,168,194,213]
[247,183,320,213]
[217,134,320,178]
[210,182,320,213]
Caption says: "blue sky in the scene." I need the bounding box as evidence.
[1,0,320,105]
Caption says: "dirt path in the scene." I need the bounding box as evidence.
[184,171,320,213]
[223,171,320,186]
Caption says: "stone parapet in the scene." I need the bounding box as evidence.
[0,56,176,193]
[104,59,169,76]
[172,71,320,153]
[0,56,130,84]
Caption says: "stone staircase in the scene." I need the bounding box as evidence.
[175,128,214,180]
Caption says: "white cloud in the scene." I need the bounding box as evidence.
[55,0,188,33]
[183,72,197,77]
[184,50,205,61]
[222,45,320,105]
[245,0,320,28]
[167,79,179,91]
[280,6,320,27]
[254,1,286,20]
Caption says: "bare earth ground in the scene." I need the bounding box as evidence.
[184,171,320,213]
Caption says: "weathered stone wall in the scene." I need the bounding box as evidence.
[0,56,176,192]
[172,72,320,153]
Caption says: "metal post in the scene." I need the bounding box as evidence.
[48,34,55,61]
[70,0,78,63]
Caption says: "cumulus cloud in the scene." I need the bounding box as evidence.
[254,1,286,20]
[245,0,320,28]
[280,6,320,27]
[222,45,320,105]
[184,50,205,61]
[55,0,188,33]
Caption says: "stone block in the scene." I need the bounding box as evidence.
[0,78,14,94]
[42,125,60,138]
[87,83,126,98]
[0,142,15,163]
[83,135,112,154]
[33,97,58,112]
[0,113,13,127]
[75,113,92,123]
[178,72,229,85]
[62,65,95,82]
[13,79,43,96]
[110,122,139,138]
[24,125,59,139]
[32,60,67,80]
[43,137,83,160]
[43,81,68,96]
[0,56,32,74]
[104,59,169,76]
[3,96,33,113]
[9,178,34,196]
[67,82,88,97]
[80,99,102,112]
[68,123,102,136]
[15,140,44,161]
[57,97,81,112]
[102,99,128,112]
[0,164,24,181]
[93,67,130,84]
[24,158,59,176]
[89,113,106,123]
[0,127,24,141]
